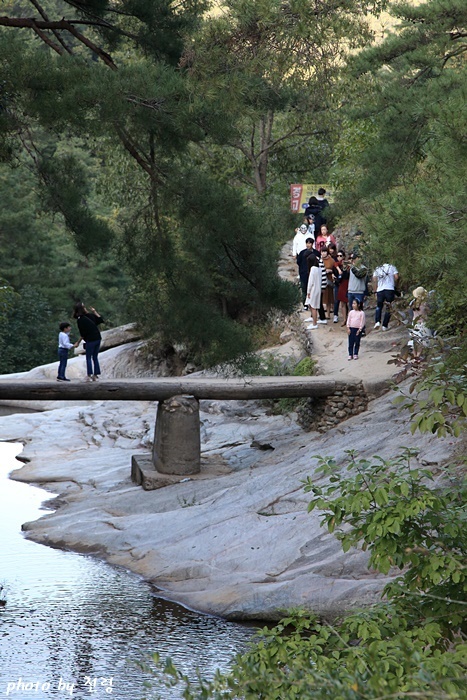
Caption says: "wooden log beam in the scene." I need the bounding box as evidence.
[0,377,340,402]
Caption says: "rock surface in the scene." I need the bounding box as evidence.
[0,244,457,621]
[0,364,458,620]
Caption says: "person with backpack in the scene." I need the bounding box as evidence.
[305,188,329,233]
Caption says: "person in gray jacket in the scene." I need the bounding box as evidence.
[347,252,368,309]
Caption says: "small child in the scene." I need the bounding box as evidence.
[57,322,79,381]
[346,299,365,360]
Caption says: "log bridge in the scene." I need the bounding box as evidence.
[0,377,356,489]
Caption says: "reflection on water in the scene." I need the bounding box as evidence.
[0,442,255,699]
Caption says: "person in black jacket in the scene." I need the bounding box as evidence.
[297,238,319,309]
[73,302,104,381]
[305,188,329,233]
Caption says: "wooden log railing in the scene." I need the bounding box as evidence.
[0,377,352,486]
[0,377,340,402]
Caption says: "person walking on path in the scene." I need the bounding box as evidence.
[321,247,335,319]
[292,224,309,259]
[372,263,399,331]
[335,253,350,325]
[73,302,104,381]
[297,238,314,309]
[305,255,321,329]
[347,299,365,360]
[332,250,345,322]
[57,322,80,382]
[315,225,336,255]
[305,188,329,233]
[347,252,368,309]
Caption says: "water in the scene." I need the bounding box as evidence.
[0,443,255,700]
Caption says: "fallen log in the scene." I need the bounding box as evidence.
[0,377,340,401]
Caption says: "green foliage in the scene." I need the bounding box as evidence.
[149,611,467,699]
[38,154,114,257]
[123,168,299,366]
[304,448,467,633]
[331,0,467,352]
[0,152,130,372]
[292,357,317,377]
[186,0,388,194]
[149,449,466,698]
[220,351,315,380]
[0,286,56,374]
[394,361,467,438]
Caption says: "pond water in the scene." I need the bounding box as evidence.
[0,442,256,700]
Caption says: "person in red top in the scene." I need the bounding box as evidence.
[315,225,336,254]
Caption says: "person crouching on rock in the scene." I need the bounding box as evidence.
[73,302,104,382]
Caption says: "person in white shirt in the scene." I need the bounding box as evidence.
[372,263,399,330]
[57,322,80,381]
[292,224,309,258]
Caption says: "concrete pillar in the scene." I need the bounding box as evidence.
[152,394,201,475]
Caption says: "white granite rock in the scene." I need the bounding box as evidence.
[0,372,459,620]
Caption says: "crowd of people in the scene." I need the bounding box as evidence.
[292,189,400,360]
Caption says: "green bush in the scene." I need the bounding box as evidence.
[151,449,466,698]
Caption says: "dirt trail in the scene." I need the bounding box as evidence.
[279,241,406,385]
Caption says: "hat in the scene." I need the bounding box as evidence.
[412,286,427,299]
[300,224,308,232]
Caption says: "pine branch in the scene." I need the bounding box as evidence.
[0,16,118,69]
[28,0,73,55]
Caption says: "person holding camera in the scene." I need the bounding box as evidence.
[73,302,104,381]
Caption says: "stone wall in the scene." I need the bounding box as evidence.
[297,380,369,432]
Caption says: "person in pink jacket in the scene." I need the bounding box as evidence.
[315,224,336,254]
[346,299,365,360]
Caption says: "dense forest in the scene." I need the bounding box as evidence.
[0,1,466,696]
[1,0,466,373]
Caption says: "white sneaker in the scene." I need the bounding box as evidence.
[382,326,388,331]
[305,318,315,323]
[333,316,338,323]
[84,376,92,382]
[374,322,381,329]
[308,324,319,330]
[317,319,327,324]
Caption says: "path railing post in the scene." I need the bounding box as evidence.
[152,394,201,475]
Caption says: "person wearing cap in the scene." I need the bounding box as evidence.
[372,263,399,330]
